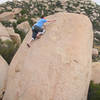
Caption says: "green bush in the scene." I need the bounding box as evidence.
[20,9,28,15]
[0,39,19,64]
[14,28,26,41]
[12,22,17,29]
[1,21,11,27]
[94,34,100,40]
[27,17,35,27]
[56,0,63,8]
[17,17,26,24]
[93,19,100,31]
[88,81,100,100]
[0,10,4,14]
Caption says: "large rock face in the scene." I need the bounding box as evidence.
[92,62,100,84]
[0,56,8,99]
[3,12,93,100]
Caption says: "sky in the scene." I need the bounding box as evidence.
[0,0,20,4]
[92,0,100,5]
[0,0,100,5]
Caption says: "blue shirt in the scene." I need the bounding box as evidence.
[34,19,47,28]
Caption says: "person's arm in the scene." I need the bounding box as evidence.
[47,20,56,22]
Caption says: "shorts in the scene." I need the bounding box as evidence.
[32,25,43,39]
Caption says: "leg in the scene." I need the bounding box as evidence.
[27,38,34,48]
[27,30,37,47]
[36,29,45,39]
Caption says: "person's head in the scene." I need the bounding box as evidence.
[41,15,45,19]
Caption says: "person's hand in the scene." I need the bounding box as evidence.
[53,20,56,21]
[47,20,56,22]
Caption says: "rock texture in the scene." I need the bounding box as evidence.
[92,62,100,84]
[0,56,8,99]
[3,12,93,100]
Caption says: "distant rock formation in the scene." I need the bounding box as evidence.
[0,23,21,45]
[17,21,30,34]
[0,23,11,41]
[0,8,21,21]
[3,12,93,100]
[0,12,14,22]
[7,28,21,45]
[0,56,8,99]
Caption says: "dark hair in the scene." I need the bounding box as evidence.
[41,15,44,18]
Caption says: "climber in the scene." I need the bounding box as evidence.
[27,15,56,47]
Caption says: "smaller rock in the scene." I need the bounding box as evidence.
[6,6,12,11]
[9,19,17,23]
[7,28,21,45]
[0,12,14,21]
[94,31,100,35]
[92,48,99,57]
[17,21,30,34]
[12,8,21,14]
[31,18,37,22]
[94,38,99,42]
[0,23,10,41]
[9,34,21,45]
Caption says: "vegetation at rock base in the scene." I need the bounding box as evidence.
[88,81,100,100]
[1,21,12,27]
[14,28,26,41]
[0,39,19,64]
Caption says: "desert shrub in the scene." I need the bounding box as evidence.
[20,9,28,15]
[56,0,63,8]
[88,81,100,100]
[6,2,16,9]
[17,17,26,24]
[1,21,11,27]
[14,28,26,41]
[12,22,17,29]
[93,19,100,31]
[0,10,5,14]
[12,22,26,41]
[0,39,19,64]
[94,34,100,40]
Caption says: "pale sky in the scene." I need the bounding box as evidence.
[93,0,100,4]
[0,0,100,5]
[0,0,12,4]
[0,0,20,4]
